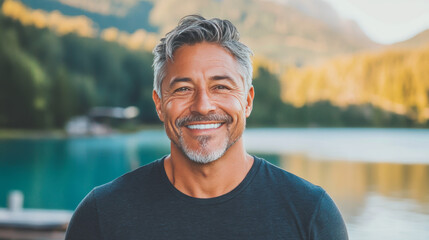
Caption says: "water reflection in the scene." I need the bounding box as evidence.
[276,154,429,240]
[1,129,429,240]
[0,133,169,210]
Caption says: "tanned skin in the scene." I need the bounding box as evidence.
[153,42,255,198]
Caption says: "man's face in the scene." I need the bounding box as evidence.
[153,42,254,164]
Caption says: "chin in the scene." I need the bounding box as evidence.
[181,141,228,164]
[184,148,225,164]
[179,135,242,164]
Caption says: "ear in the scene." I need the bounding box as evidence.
[152,90,164,122]
[245,86,255,118]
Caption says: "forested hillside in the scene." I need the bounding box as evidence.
[1,0,427,129]
[282,45,429,124]
[0,13,156,128]
[249,66,419,128]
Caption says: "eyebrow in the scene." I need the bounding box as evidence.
[209,75,237,85]
[169,77,192,88]
[168,75,238,88]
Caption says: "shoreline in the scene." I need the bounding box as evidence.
[1,125,428,140]
[0,124,164,140]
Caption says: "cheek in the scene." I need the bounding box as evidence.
[161,100,178,128]
[215,94,247,119]
[231,94,248,112]
[163,98,192,124]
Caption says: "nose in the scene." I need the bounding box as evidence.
[190,89,216,115]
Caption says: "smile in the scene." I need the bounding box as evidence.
[186,123,222,130]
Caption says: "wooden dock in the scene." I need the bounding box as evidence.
[0,208,72,239]
[0,227,66,240]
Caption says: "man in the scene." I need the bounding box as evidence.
[65,15,348,239]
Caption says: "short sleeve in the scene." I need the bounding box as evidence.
[65,189,102,240]
[309,191,349,240]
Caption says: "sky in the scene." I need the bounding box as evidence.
[322,0,429,44]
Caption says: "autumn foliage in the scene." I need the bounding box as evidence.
[282,46,429,123]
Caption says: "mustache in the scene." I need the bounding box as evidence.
[176,113,233,127]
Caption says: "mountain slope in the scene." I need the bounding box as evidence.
[393,29,429,49]
[148,0,378,65]
[19,0,158,33]
[12,0,378,66]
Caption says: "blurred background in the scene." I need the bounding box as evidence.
[0,0,428,239]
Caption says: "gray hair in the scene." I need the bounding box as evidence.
[152,15,253,97]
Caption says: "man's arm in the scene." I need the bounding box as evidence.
[65,190,102,240]
[309,191,349,240]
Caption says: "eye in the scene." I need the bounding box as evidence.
[174,87,191,93]
[214,85,230,90]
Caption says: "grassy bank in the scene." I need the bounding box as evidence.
[0,128,67,139]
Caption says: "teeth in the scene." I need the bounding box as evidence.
[187,123,222,130]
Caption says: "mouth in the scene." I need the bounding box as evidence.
[186,122,223,130]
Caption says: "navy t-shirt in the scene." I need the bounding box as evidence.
[65,156,348,239]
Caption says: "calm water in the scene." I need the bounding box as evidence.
[0,128,428,240]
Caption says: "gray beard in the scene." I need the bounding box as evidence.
[176,125,243,164]
[179,135,229,164]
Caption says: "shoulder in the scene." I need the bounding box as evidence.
[309,190,349,239]
[253,157,348,239]
[92,158,164,204]
[253,157,327,221]
[66,188,102,239]
[255,156,325,200]
[66,158,167,238]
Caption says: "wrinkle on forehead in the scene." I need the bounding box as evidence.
[161,42,245,92]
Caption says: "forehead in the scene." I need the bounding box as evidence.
[163,42,242,85]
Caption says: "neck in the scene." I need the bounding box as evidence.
[164,138,254,198]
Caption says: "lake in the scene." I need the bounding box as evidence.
[0,128,428,239]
